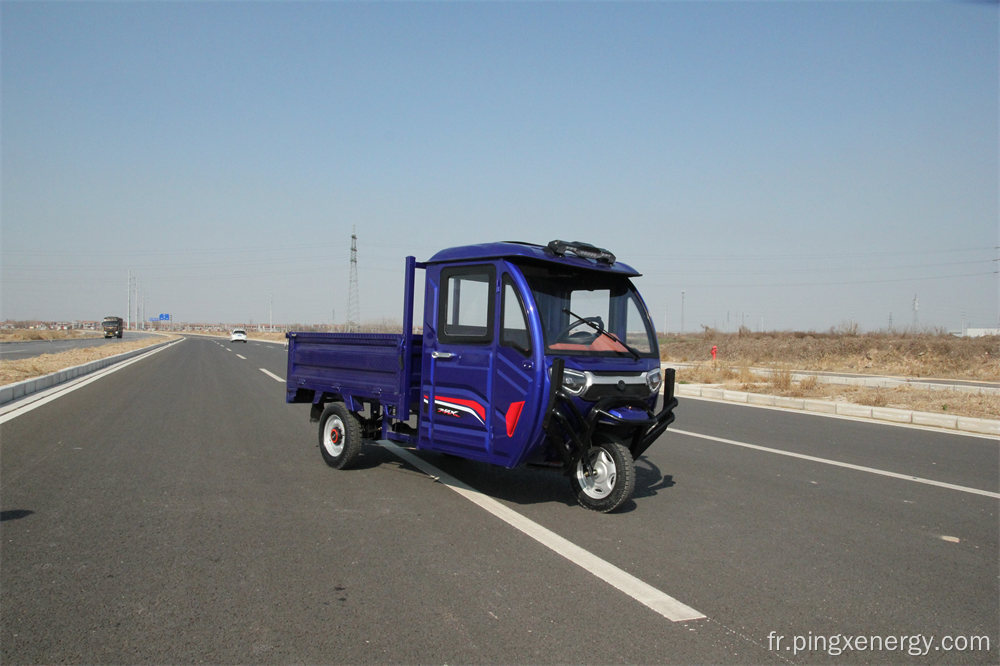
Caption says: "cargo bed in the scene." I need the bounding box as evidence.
[285,332,423,419]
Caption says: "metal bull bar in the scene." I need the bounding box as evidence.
[542,359,678,471]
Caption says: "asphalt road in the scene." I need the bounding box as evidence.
[1,336,997,664]
[0,331,159,361]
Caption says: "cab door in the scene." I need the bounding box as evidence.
[420,264,496,461]
[491,269,546,467]
[419,263,545,467]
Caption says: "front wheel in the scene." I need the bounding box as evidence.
[317,403,362,469]
[570,440,635,513]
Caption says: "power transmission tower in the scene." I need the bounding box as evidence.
[347,226,360,332]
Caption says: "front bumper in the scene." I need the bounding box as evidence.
[542,360,677,467]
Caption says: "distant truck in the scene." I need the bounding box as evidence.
[102,316,124,339]
[285,240,677,512]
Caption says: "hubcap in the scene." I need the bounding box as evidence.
[323,415,345,457]
[576,448,617,499]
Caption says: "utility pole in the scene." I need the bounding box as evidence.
[347,226,360,333]
[126,269,133,331]
[680,290,685,334]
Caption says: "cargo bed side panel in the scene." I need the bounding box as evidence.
[286,333,422,414]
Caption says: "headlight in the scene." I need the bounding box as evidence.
[561,368,588,396]
[646,368,662,393]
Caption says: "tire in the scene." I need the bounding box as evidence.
[317,403,362,469]
[570,439,635,513]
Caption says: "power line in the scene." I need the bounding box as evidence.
[645,271,996,289]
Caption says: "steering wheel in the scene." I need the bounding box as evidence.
[556,316,605,344]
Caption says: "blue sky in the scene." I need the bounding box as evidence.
[2,1,997,332]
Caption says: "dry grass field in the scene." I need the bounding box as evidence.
[662,330,998,380]
[665,331,999,421]
[0,329,102,342]
[0,332,178,386]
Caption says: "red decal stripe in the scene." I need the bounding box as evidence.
[505,401,525,437]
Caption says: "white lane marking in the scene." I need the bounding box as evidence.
[236,354,247,360]
[225,347,232,352]
[379,440,705,623]
[671,428,1000,500]
[259,368,284,382]
[0,340,182,424]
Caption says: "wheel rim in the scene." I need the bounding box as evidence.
[323,415,345,457]
[576,448,617,499]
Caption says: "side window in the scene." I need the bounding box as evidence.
[501,277,531,355]
[439,266,495,344]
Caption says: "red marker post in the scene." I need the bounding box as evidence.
[711,345,718,364]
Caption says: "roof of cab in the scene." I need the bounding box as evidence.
[424,241,641,277]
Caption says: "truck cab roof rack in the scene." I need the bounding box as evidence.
[545,240,616,265]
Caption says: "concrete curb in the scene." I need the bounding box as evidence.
[675,384,999,437]
[0,338,177,406]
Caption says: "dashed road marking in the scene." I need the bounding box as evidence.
[259,368,284,382]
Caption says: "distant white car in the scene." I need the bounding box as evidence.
[230,329,248,343]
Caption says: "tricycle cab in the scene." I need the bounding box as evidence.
[416,241,673,476]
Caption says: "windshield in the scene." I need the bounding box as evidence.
[519,264,658,357]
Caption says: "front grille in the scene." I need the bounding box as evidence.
[581,373,649,401]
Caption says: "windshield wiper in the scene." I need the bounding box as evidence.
[561,308,641,360]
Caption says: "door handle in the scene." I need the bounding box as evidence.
[431,351,457,359]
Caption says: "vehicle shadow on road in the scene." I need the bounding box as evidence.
[633,457,675,500]
[432,457,579,508]
[345,442,400,470]
[369,442,576,508]
[365,441,677,511]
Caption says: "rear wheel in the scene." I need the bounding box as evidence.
[318,403,362,469]
[570,439,635,513]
